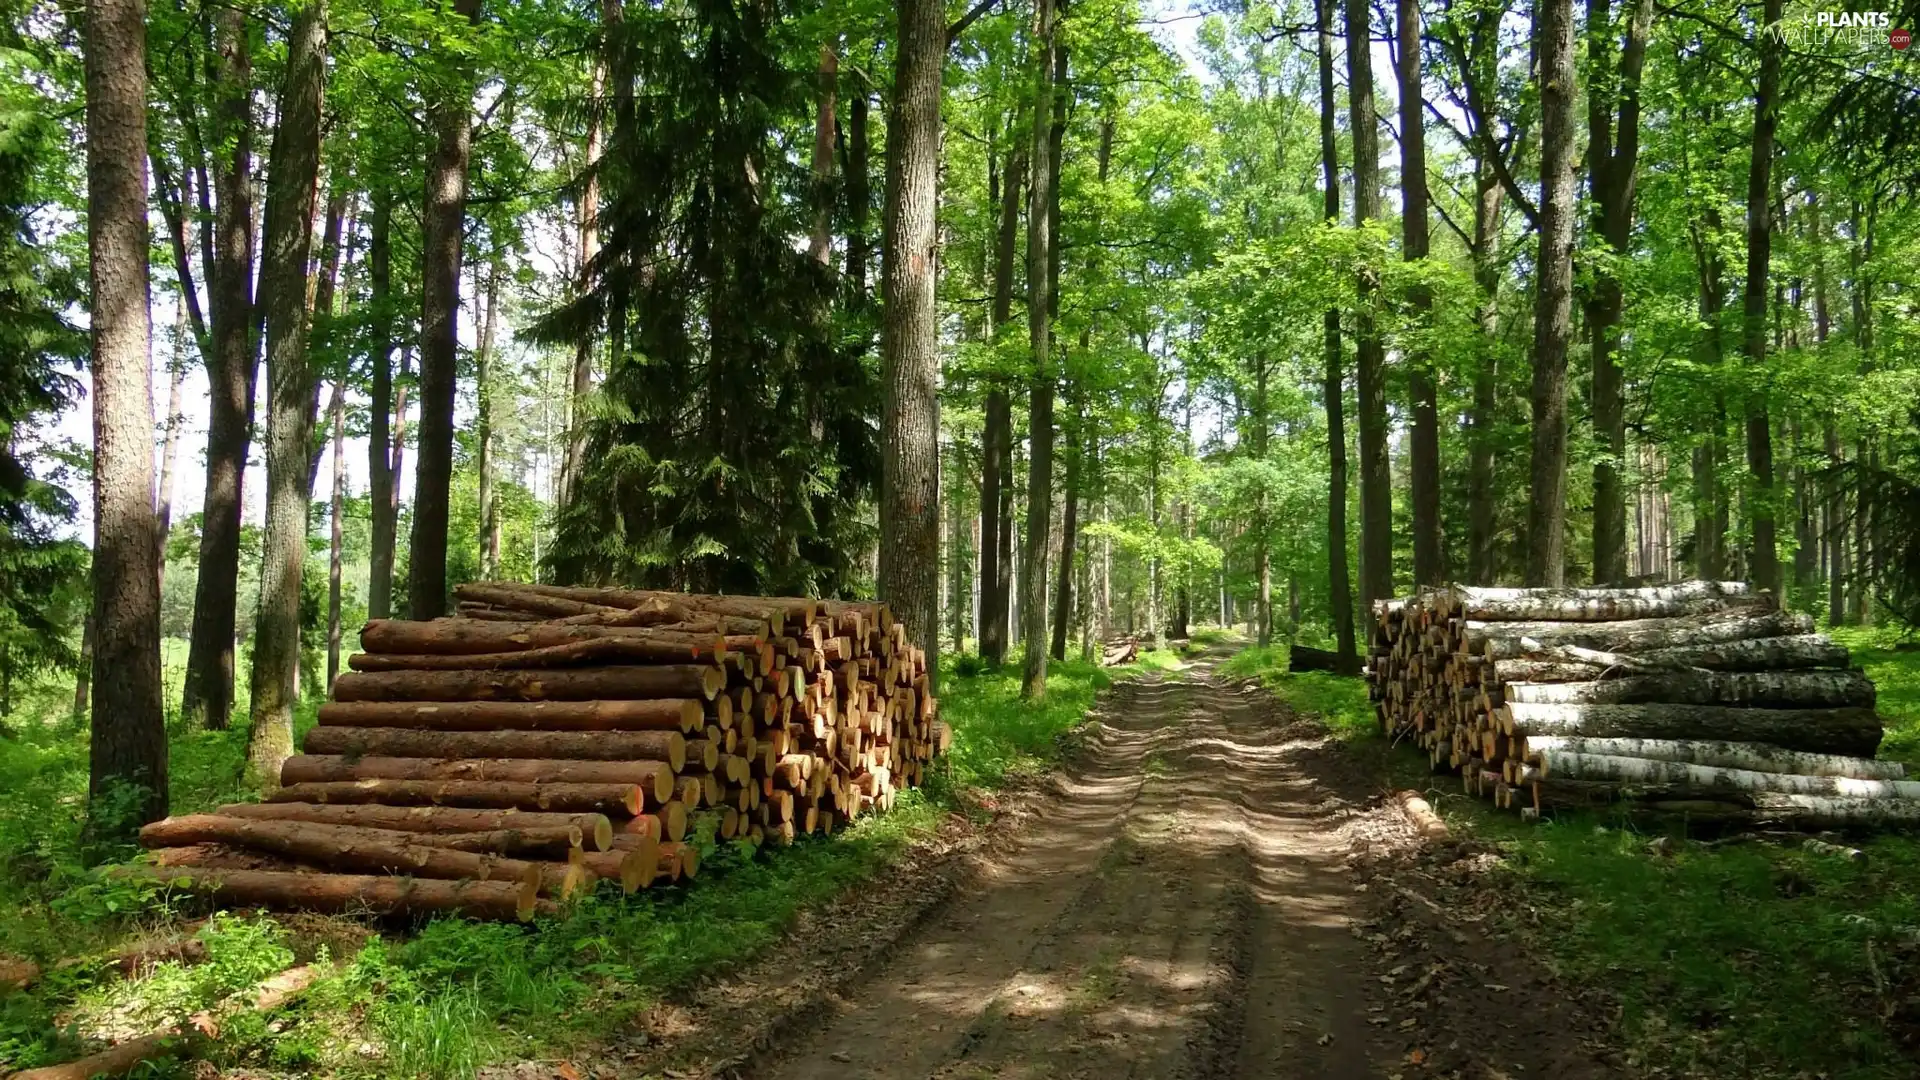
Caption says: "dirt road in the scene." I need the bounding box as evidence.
[756,655,1403,1079]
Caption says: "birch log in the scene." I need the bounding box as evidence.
[1523,753,1920,799]
[1502,669,1874,708]
[1516,736,1906,780]
[1500,701,1882,756]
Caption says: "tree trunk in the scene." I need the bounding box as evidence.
[561,34,605,508]
[1398,0,1440,588]
[1051,399,1082,661]
[268,780,647,816]
[214,801,611,841]
[155,296,188,595]
[1518,736,1902,780]
[846,91,871,295]
[317,692,701,729]
[979,138,1024,667]
[1467,608,1813,657]
[878,0,944,685]
[84,0,170,838]
[302,726,687,767]
[181,4,255,731]
[1316,0,1357,672]
[1442,580,1758,622]
[1742,0,1783,597]
[1526,752,1920,800]
[410,0,484,621]
[1586,0,1653,587]
[1489,632,1847,676]
[327,664,721,705]
[1019,0,1061,700]
[120,866,541,921]
[1524,0,1577,587]
[140,813,554,882]
[72,614,93,719]
[365,190,397,619]
[1502,668,1874,708]
[1502,701,1880,757]
[357,618,731,659]
[325,382,345,693]
[245,0,327,793]
[1345,0,1392,606]
[283,754,675,798]
[809,44,838,265]
[476,248,502,579]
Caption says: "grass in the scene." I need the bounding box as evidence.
[0,642,1142,1077]
[1227,633,1920,1080]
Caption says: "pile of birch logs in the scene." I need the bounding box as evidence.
[132,583,948,921]
[1368,580,1920,829]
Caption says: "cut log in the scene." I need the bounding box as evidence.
[301,727,687,771]
[1482,659,1609,684]
[1470,610,1814,659]
[1502,669,1875,709]
[1517,736,1905,780]
[1443,580,1760,622]
[421,826,592,857]
[359,618,728,661]
[316,699,704,733]
[453,582,682,621]
[1395,790,1450,840]
[1525,753,1920,800]
[575,839,659,891]
[330,665,724,703]
[1288,645,1340,673]
[267,780,645,816]
[1501,701,1882,757]
[500,583,812,625]
[348,640,723,673]
[138,815,549,887]
[278,756,676,804]
[122,866,545,920]
[1630,634,1853,672]
[213,802,613,848]
[657,841,700,880]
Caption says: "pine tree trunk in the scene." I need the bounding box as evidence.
[325,381,345,694]
[1317,0,1356,671]
[181,5,255,731]
[245,0,327,793]
[808,45,838,265]
[1020,0,1061,700]
[1524,0,1577,587]
[85,0,170,839]
[561,37,604,508]
[1398,0,1440,588]
[1255,349,1272,648]
[978,141,1023,667]
[410,0,484,621]
[155,297,188,595]
[1742,0,1782,598]
[1050,400,1081,661]
[1345,0,1392,606]
[878,0,945,686]
[72,614,93,719]
[366,190,397,620]
[1466,155,1502,585]
[476,250,501,580]
[846,91,871,296]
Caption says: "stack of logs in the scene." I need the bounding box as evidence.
[132,583,949,920]
[1368,580,1920,829]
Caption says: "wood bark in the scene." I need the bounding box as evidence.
[154,301,187,594]
[1742,0,1783,597]
[560,49,603,508]
[366,189,398,619]
[1444,580,1757,621]
[878,0,944,681]
[1527,753,1920,800]
[268,780,645,815]
[410,0,484,620]
[124,866,541,921]
[245,0,327,792]
[422,826,593,858]
[808,45,838,265]
[1470,609,1813,657]
[1502,669,1874,709]
[280,755,675,802]
[1501,701,1881,757]
[1316,0,1357,670]
[1484,634,1849,681]
[181,4,255,731]
[301,727,688,769]
[215,801,613,844]
[978,139,1023,666]
[1020,0,1061,700]
[1518,736,1904,780]
[1398,0,1440,587]
[1586,0,1653,585]
[476,248,502,579]
[360,618,727,660]
[319,697,701,733]
[85,0,169,835]
[1525,0,1577,586]
[1346,0,1392,606]
[1466,151,1503,586]
[139,813,558,883]
[326,381,345,692]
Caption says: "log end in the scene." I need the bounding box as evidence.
[680,699,704,733]
[1395,790,1451,842]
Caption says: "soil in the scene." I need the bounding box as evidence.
[554,652,1624,1080]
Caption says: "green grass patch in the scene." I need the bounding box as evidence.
[1230,636,1920,1080]
[0,642,1141,1077]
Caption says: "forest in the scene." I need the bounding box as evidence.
[2,0,1920,1071]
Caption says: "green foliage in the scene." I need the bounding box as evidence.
[1218,645,1375,739]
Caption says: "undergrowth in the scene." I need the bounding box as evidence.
[1231,635,1920,1080]
[0,642,1141,1077]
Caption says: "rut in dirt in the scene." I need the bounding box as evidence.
[756,655,1397,1080]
